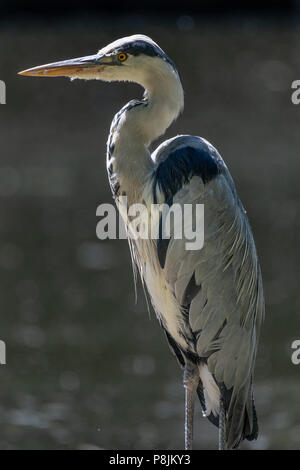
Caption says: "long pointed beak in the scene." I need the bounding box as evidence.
[18,53,108,77]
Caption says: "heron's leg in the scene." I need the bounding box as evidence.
[218,397,226,450]
[183,362,199,450]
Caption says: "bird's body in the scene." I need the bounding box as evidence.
[19,34,265,450]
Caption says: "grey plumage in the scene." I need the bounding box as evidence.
[150,135,264,448]
[20,34,265,450]
[104,39,265,450]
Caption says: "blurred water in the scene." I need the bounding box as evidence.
[0,15,299,449]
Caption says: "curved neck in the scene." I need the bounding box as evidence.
[107,68,184,200]
[139,68,184,146]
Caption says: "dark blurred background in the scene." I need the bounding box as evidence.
[0,0,299,450]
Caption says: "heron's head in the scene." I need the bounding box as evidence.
[18,34,181,90]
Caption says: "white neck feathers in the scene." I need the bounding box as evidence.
[107,58,184,198]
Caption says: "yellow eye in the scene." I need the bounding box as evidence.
[117,52,128,62]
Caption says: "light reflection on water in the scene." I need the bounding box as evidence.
[1,378,300,449]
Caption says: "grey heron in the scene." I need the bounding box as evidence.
[19,34,265,450]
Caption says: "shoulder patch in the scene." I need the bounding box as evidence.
[153,145,219,201]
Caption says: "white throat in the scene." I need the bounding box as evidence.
[106,58,184,199]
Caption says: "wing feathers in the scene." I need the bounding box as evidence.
[151,137,264,448]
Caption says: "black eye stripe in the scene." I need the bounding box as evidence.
[106,41,177,73]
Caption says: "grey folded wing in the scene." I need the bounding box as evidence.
[153,136,264,447]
